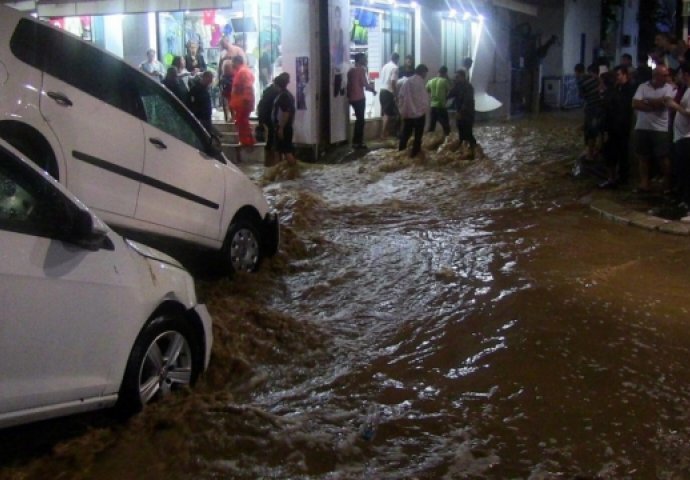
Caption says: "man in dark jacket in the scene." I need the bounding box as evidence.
[273,72,297,165]
[448,69,477,157]
[600,65,636,188]
[257,72,289,166]
[187,70,215,134]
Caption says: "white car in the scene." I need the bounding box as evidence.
[0,139,213,429]
[0,5,278,274]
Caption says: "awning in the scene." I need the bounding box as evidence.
[490,0,537,16]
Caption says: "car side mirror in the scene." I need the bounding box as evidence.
[69,209,112,251]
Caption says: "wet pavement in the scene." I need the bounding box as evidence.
[2,110,690,480]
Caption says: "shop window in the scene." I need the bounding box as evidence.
[158,2,282,113]
[348,4,414,119]
[11,19,132,115]
[442,18,472,74]
[45,16,93,42]
[39,2,286,119]
[383,9,412,64]
[257,1,282,90]
[159,11,186,66]
[42,13,157,73]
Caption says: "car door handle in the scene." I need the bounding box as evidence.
[149,138,167,149]
[46,91,73,107]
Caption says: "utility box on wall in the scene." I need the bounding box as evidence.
[543,76,562,109]
[543,75,583,110]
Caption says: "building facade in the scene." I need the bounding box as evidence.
[4,0,609,152]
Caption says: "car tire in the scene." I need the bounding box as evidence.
[221,219,262,274]
[116,312,201,416]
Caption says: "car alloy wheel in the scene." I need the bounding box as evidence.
[117,313,201,416]
[223,220,261,273]
[138,330,194,404]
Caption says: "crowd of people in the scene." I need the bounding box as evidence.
[573,32,690,217]
[140,41,482,166]
[347,52,478,158]
[139,35,262,148]
[138,37,298,166]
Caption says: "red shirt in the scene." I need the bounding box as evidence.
[347,65,368,102]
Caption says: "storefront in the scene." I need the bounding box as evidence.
[45,13,156,68]
[326,0,416,143]
[156,4,282,89]
[15,0,509,151]
[40,1,284,116]
[348,2,415,119]
[327,0,485,143]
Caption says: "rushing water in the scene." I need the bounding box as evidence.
[2,112,690,479]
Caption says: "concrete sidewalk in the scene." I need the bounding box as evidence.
[590,195,690,236]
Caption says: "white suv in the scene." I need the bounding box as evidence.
[0,5,278,274]
[0,139,213,428]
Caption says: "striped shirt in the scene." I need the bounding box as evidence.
[578,74,603,113]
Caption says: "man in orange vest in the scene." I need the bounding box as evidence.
[230,55,256,146]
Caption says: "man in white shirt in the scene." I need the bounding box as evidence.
[665,62,690,212]
[632,64,676,193]
[397,64,430,158]
[139,49,165,82]
[379,52,399,139]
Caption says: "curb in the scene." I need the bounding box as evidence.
[590,198,690,236]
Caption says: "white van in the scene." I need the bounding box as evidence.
[0,5,278,273]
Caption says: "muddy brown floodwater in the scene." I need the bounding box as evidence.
[2,111,690,480]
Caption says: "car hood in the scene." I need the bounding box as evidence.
[124,239,184,269]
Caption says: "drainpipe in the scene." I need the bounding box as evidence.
[318,0,331,159]
[682,0,689,41]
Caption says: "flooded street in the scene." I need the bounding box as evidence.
[3,112,690,479]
